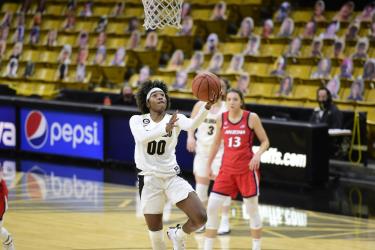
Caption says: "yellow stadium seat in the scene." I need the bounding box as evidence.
[1,2,19,12]
[287,64,312,79]
[300,45,313,58]
[151,75,174,87]
[185,76,195,91]
[339,87,352,101]
[41,19,63,30]
[94,6,111,16]
[291,10,312,22]
[244,62,270,77]
[324,11,336,20]
[124,7,144,17]
[45,4,64,15]
[107,37,128,49]
[292,79,321,100]
[278,98,305,107]
[245,96,259,104]
[259,43,285,57]
[107,22,125,34]
[32,68,56,82]
[170,91,194,99]
[159,27,180,36]
[39,51,59,63]
[58,34,76,46]
[304,99,318,108]
[335,100,355,111]
[253,26,262,36]
[129,74,140,88]
[367,109,375,122]
[352,66,363,79]
[35,84,59,98]
[191,9,212,20]
[321,44,333,57]
[248,77,278,97]
[16,83,36,96]
[94,87,119,94]
[75,20,95,31]
[21,50,40,62]
[131,50,161,71]
[366,88,375,102]
[257,97,281,106]
[344,45,356,57]
[221,42,244,55]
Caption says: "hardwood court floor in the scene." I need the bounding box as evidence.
[5,171,375,250]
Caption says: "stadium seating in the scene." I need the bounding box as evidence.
[0,0,374,124]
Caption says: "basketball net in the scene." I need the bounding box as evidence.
[142,0,183,30]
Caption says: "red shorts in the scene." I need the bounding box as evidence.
[0,195,7,220]
[212,169,260,199]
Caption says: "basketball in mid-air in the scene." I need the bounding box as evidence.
[191,72,221,102]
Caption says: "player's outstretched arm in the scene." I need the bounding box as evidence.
[206,116,223,178]
[129,115,167,143]
[249,113,270,171]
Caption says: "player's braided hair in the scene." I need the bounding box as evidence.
[136,80,171,114]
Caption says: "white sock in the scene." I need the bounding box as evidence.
[220,215,229,225]
[252,238,261,250]
[176,227,187,239]
[148,230,166,250]
[0,227,10,242]
[204,237,214,250]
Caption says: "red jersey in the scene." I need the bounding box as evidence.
[0,179,8,198]
[221,110,254,174]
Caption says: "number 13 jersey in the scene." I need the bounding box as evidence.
[221,110,254,174]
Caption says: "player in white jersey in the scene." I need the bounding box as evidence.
[187,79,232,235]
[129,80,218,250]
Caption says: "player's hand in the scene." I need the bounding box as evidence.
[166,110,179,133]
[205,92,220,110]
[186,137,196,152]
[249,153,261,171]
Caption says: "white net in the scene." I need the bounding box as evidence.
[142,0,183,30]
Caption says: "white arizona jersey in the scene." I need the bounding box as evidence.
[130,106,208,177]
[195,101,227,154]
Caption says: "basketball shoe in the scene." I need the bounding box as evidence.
[217,217,231,235]
[3,235,15,250]
[167,224,185,250]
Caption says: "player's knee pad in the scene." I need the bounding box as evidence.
[195,183,209,202]
[206,193,228,229]
[244,197,262,230]
[222,196,231,207]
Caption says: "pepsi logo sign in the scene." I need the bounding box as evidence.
[21,108,103,160]
[0,106,16,149]
[25,111,48,149]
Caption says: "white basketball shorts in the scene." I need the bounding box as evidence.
[193,152,222,178]
[138,174,194,214]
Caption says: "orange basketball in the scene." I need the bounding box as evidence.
[191,72,221,102]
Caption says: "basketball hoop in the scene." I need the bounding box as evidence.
[142,0,183,30]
